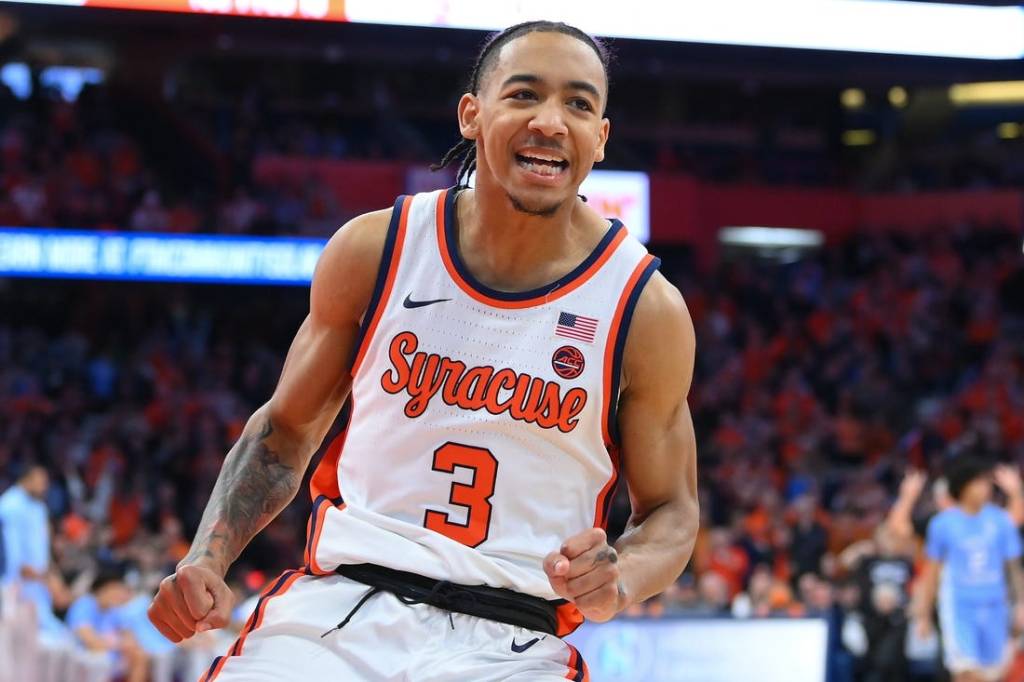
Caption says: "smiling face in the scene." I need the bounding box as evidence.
[458,31,610,217]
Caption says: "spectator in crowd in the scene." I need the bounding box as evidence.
[0,463,68,639]
[65,565,149,682]
[915,457,1024,682]
[0,464,50,588]
[2,214,1024,680]
[862,582,908,682]
[790,493,829,577]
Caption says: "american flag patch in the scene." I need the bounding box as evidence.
[555,312,599,343]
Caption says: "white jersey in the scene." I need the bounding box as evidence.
[303,187,658,636]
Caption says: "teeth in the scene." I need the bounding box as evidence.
[518,158,563,176]
[520,152,565,164]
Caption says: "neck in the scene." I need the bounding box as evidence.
[455,183,599,292]
[960,500,984,514]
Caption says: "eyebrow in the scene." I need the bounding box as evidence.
[500,73,601,100]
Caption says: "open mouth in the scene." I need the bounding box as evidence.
[515,153,569,178]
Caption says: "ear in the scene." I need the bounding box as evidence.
[594,117,610,163]
[458,93,481,140]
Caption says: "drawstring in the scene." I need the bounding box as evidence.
[394,580,481,630]
[322,580,485,637]
[321,586,381,638]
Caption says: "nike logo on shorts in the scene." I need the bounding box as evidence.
[403,293,452,309]
[511,636,541,653]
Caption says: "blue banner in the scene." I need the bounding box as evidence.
[0,229,328,285]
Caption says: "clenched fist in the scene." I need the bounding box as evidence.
[543,527,626,622]
[148,563,234,643]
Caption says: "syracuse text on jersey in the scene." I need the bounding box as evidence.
[380,330,588,433]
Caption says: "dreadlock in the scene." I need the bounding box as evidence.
[432,21,612,188]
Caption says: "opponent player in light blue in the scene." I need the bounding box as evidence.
[915,458,1024,682]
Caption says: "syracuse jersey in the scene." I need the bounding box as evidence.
[303,187,659,636]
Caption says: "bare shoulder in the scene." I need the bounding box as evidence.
[622,271,696,394]
[631,272,694,349]
[310,207,394,328]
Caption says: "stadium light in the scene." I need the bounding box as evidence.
[997,122,1021,139]
[888,86,908,108]
[840,88,865,110]
[2,0,1023,59]
[842,129,876,146]
[719,227,825,249]
[343,0,1024,60]
[950,81,1024,106]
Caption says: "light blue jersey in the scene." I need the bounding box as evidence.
[927,503,1022,672]
[0,484,62,637]
[926,503,1021,604]
[0,485,49,585]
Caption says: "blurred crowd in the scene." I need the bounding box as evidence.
[619,223,1024,680]
[4,74,1024,247]
[0,82,347,238]
[0,282,304,680]
[5,67,1024,681]
[1,219,1022,679]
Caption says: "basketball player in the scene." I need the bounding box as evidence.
[914,458,1024,682]
[148,21,699,680]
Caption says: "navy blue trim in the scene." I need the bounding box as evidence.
[443,187,623,302]
[235,570,296,652]
[349,195,407,367]
[599,455,618,530]
[212,569,300,675]
[606,257,661,445]
[203,656,222,681]
[304,495,329,568]
[571,646,587,682]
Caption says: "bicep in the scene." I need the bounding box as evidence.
[267,209,390,444]
[268,314,358,440]
[616,274,697,518]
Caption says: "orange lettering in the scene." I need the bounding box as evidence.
[558,388,588,433]
[457,366,493,410]
[484,368,518,414]
[535,382,563,430]
[380,332,588,432]
[439,357,467,405]
[381,331,417,393]
[405,354,443,417]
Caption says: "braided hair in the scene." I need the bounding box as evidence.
[432,21,612,188]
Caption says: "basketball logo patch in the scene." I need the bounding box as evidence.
[552,345,585,379]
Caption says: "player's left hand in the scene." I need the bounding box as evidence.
[543,527,627,622]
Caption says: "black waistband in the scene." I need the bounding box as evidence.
[335,563,559,636]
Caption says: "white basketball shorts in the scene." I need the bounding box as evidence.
[200,570,590,681]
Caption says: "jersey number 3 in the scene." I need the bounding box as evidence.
[424,442,498,548]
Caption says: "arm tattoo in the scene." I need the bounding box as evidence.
[183,417,301,573]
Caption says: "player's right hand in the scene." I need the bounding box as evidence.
[898,470,927,502]
[994,464,1023,496]
[147,563,234,643]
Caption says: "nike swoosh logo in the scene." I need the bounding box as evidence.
[403,293,452,309]
[511,637,541,653]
